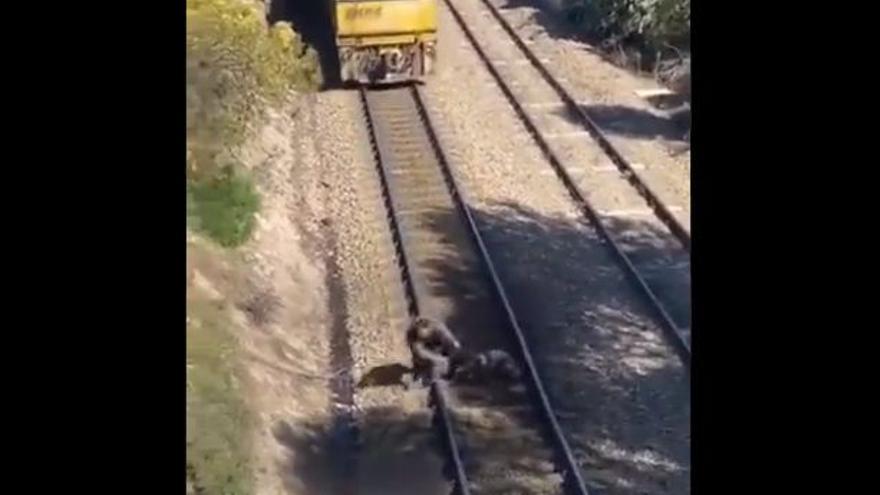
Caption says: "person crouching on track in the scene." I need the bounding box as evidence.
[407,316,462,385]
[407,316,522,386]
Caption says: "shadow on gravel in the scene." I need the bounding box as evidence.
[272,405,566,495]
[419,201,691,495]
[267,202,689,495]
[555,104,690,142]
[477,0,690,145]
[268,0,341,88]
[272,399,604,495]
[494,0,588,45]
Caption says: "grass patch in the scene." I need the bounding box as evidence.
[187,299,253,495]
[188,166,260,248]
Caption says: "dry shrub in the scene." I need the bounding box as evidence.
[186,0,320,179]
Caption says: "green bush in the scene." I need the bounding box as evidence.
[566,0,689,64]
[188,166,260,248]
[648,0,690,46]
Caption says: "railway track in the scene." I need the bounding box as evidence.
[360,84,593,495]
[442,0,692,363]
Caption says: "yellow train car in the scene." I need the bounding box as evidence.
[332,0,437,84]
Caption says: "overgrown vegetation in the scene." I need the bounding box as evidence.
[187,299,253,495]
[186,0,319,247]
[187,1,320,492]
[565,0,689,87]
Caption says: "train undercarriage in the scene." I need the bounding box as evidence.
[338,38,436,84]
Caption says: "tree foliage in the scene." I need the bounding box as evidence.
[566,0,689,58]
[186,0,320,178]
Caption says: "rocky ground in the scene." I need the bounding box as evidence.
[223,90,448,495]
[419,1,691,493]
[189,0,691,492]
[478,0,692,230]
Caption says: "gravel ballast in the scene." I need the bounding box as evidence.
[419,3,691,493]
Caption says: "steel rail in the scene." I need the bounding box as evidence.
[411,84,593,495]
[474,0,691,252]
[360,86,472,495]
[443,0,691,364]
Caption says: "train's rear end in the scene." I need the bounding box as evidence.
[334,0,437,84]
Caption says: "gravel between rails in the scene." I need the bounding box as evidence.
[478,0,691,231]
[365,86,568,495]
[422,3,691,494]
[314,90,451,495]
